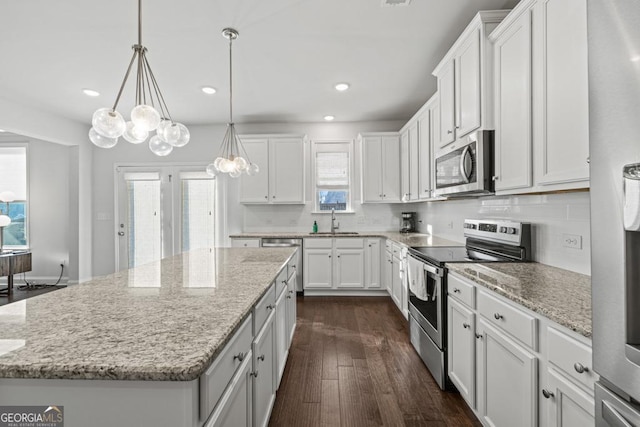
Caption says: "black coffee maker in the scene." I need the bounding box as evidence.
[400,212,416,233]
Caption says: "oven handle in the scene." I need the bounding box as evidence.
[422,262,443,277]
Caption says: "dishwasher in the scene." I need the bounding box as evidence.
[261,238,303,292]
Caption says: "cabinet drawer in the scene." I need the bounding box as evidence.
[200,314,253,420]
[391,243,402,256]
[304,238,333,249]
[231,238,260,248]
[477,290,537,350]
[385,240,392,251]
[275,268,288,297]
[254,284,276,334]
[287,250,299,278]
[448,273,476,309]
[547,327,595,392]
[335,238,364,249]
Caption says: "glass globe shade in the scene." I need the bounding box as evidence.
[171,123,190,147]
[92,108,126,138]
[219,158,234,173]
[205,163,219,177]
[158,121,181,144]
[131,105,161,131]
[213,157,224,171]
[122,121,148,144]
[229,169,242,178]
[246,163,260,176]
[0,191,16,203]
[148,135,173,156]
[0,215,11,227]
[89,127,118,149]
[234,156,248,172]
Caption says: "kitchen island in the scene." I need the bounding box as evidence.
[0,247,296,427]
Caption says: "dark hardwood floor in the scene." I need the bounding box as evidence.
[269,296,481,427]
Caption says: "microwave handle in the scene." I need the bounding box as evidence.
[460,146,473,183]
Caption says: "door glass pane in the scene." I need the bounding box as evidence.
[127,180,161,268]
[181,179,215,251]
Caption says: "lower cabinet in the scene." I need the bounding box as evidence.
[204,353,253,427]
[275,289,288,389]
[544,368,595,427]
[253,313,276,427]
[391,253,401,308]
[384,249,393,294]
[285,270,297,344]
[364,238,381,288]
[303,238,368,292]
[448,298,476,408]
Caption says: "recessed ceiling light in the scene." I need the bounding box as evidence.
[334,83,350,92]
[201,86,217,95]
[631,55,640,62]
[0,129,5,132]
[82,88,100,97]
[324,115,335,121]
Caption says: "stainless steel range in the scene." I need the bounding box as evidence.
[406,219,531,390]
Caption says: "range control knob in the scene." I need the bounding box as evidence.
[499,227,507,233]
[507,227,517,235]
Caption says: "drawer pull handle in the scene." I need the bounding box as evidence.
[453,288,461,293]
[251,371,259,378]
[494,313,503,320]
[266,304,275,311]
[463,323,470,329]
[542,389,555,399]
[475,333,482,340]
[574,363,589,374]
[258,354,265,362]
[233,352,245,362]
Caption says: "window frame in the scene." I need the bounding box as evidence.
[0,142,29,249]
[311,140,354,213]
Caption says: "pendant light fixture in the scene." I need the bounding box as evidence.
[89,0,190,156]
[206,28,258,178]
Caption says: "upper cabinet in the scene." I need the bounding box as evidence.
[490,0,589,195]
[433,11,511,152]
[359,133,401,203]
[239,135,306,204]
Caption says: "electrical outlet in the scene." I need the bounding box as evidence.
[562,233,582,249]
[447,221,454,229]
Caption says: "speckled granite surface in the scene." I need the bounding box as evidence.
[446,263,592,338]
[230,231,462,248]
[0,247,295,381]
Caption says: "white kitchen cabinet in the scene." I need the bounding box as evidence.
[384,249,392,294]
[433,11,509,150]
[285,269,297,345]
[417,103,433,200]
[274,288,288,389]
[204,352,253,427]
[391,253,402,309]
[493,5,533,192]
[476,318,538,427]
[544,369,594,427]
[490,0,589,195]
[365,239,381,289]
[448,298,476,409]
[252,312,275,427]
[408,123,419,202]
[359,133,401,203]
[400,130,410,202]
[239,135,306,204]
[304,247,333,288]
[335,249,365,288]
[231,238,261,248]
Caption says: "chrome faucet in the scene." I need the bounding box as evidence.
[331,208,340,233]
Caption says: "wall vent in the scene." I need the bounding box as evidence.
[381,0,411,6]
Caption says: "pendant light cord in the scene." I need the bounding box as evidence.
[229,35,233,124]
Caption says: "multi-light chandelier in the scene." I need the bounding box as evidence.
[206,28,258,178]
[89,0,189,156]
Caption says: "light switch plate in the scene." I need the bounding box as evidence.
[562,233,582,249]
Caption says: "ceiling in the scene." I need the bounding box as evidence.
[0,0,519,126]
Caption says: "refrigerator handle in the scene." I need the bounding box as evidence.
[602,400,634,427]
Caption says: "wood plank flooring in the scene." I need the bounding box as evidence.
[269,296,481,427]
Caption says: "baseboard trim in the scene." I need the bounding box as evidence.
[303,289,390,297]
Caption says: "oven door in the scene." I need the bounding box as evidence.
[407,256,444,349]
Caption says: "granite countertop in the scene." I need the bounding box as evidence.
[229,231,462,248]
[0,247,295,381]
[446,262,592,338]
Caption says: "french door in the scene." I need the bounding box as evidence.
[115,165,216,271]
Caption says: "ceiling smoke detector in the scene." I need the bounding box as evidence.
[381,0,411,7]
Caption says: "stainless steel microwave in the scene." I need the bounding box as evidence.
[434,130,494,197]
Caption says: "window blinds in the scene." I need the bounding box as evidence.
[316,152,349,187]
[0,147,27,200]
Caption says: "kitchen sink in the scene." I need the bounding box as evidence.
[313,231,359,235]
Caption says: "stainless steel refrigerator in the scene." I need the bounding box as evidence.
[589,0,640,425]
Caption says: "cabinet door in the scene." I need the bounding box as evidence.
[381,136,401,202]
[361,137,383,202]
[286,273,297,344]
[391,256,401,308]
[385,251,393,294]
[448,298,476,409]
[544,369,594,427]
[205,351,253,427]
[365,239,381,289]
[253,314,275,427]
[477,319,538,427]
[400,130,410,202]
[494,9,533,191]
[231,238,261,248]
[239,139,270,203]
[304,249,333,288]
[438,60,456,147]
[275,290,288,389]
[456,28,481,137]
[536,0,589,186]
[418,109,432,200]
[335,249,365,288]
[408,122,419,201]
[269,138,305,203]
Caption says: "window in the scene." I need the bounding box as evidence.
[0,145,28,247]
[312,141,353,212]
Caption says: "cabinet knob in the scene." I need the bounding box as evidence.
[286,295,292,299]
[329,255,332,258]
[463,323,470,329]
[475,333,483,340]
[447,130,453,134]
[453,288,461,293]
[251,371,259,378]
[265,196,268,199]
[383,194,386,197]
[542,389,554,399]
[337,255,341,258]
[369,244,372,247]
[233,352,245,362]
[266,304,275,311]
[586,157,590,164]
[379,194,383,197]
[455,125,460,129]
[492,176,499,181]
[574,363,589,374]
[494,313,503,320]
[258,354,265,362]
[272,196,276,199]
